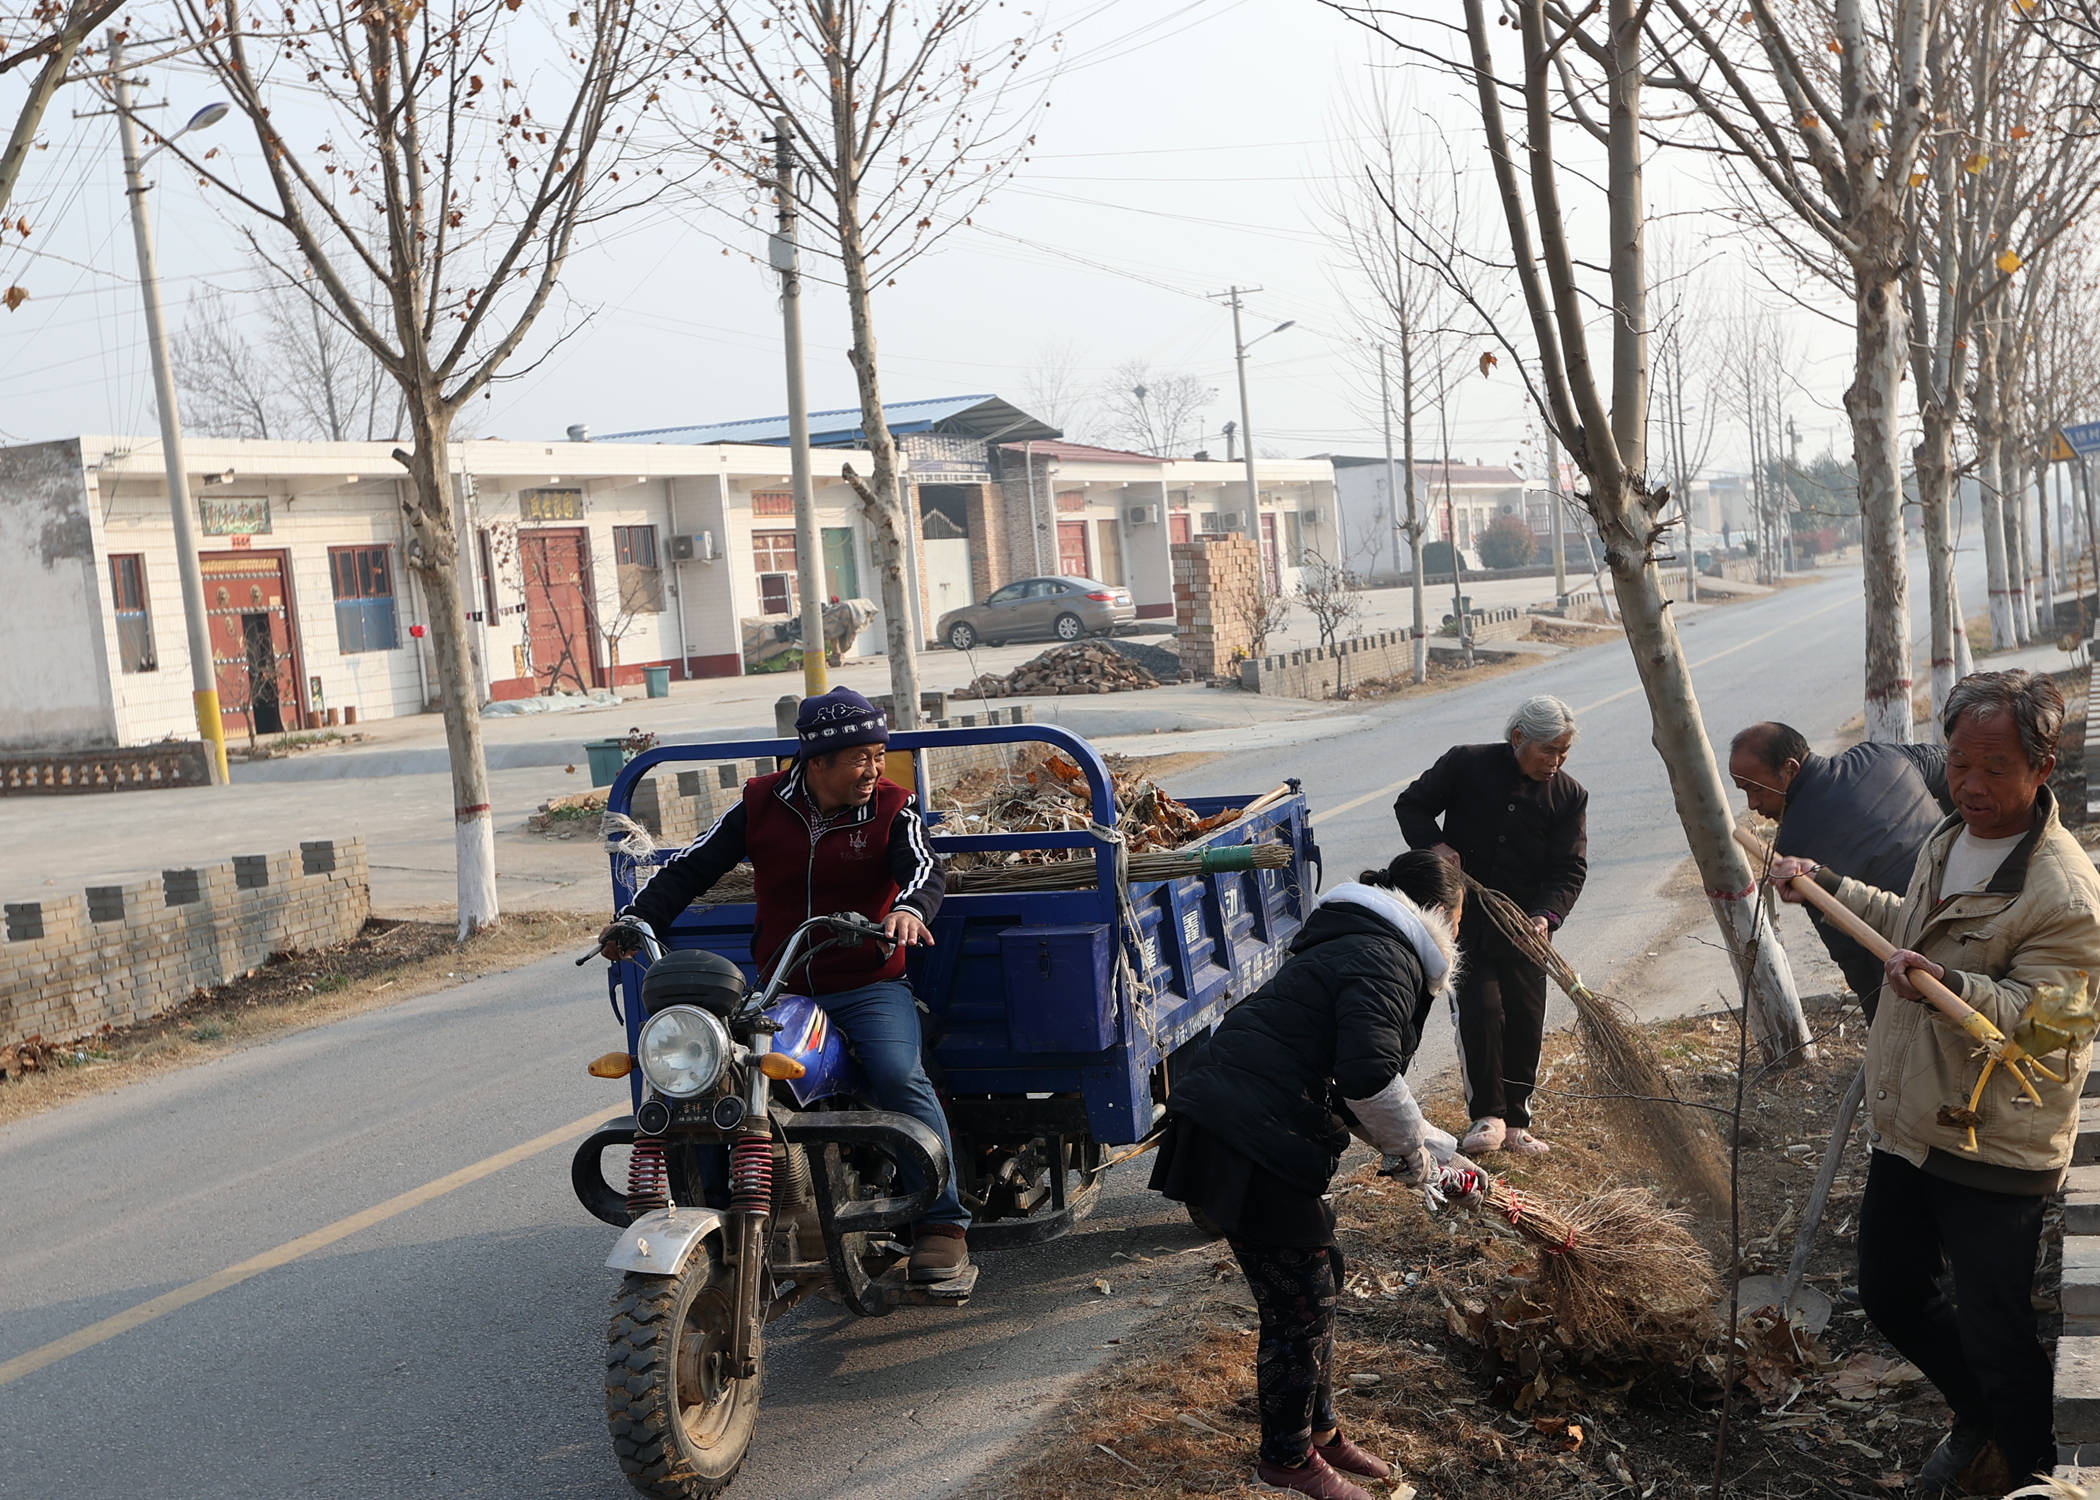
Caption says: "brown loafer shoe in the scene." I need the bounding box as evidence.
[1314,1433,1392,1481]
[908,1224,970,1283]
[1255,1452,1375,1500]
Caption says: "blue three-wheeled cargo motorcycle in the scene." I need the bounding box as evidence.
[571,724,1319,1498]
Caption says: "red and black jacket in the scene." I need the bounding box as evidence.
[624,764,944,995]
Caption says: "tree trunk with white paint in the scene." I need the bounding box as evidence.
[1975,329,2021,651]
[1915,415,1960,728]
[400,413,499,936]
[1848,267,1914,741]
[2035,453,2056,638]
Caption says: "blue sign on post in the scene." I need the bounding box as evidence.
[2063,422,2100,456]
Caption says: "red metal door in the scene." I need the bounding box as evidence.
[1169,512,1191,545]
[1259,513,1282,594]
[1056,519,1091,580]
[202,551,304,734]
[519,529,601,693]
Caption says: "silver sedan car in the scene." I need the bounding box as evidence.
[937,575,1135,650]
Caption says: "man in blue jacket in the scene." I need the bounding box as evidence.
[1728,721,1952,1020]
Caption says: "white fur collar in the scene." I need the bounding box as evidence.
[1317,881,1460,987]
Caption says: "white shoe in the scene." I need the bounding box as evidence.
[1461,1117,1506,1154]
[1503,1129,1551,1157]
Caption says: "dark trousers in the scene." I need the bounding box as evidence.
[1453,916,1550,1129]
[1810,912,1884,1023]
[1856,1149,2053,1479]
[1229,1240,1343,1467]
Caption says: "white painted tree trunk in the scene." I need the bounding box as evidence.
[2008,470,2034,645]
[401,417,499,936]
[2035,456,2056,638]
[1976,343,2021,651]
[1952,570,1976,679]
[1848,271,1914,742]
[1915,418,1959,726]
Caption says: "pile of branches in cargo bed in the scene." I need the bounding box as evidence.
[961,641,1160,698]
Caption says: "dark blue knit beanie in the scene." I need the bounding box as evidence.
[795,686,888,757]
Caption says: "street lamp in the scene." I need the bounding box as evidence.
[110,32,232,783]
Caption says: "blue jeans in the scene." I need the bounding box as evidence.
[819,979,970,1230]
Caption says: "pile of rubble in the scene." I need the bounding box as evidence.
[960,641,1160,699]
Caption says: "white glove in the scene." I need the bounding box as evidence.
[1380,1144,1438,1187]
[1425,1159,1487,1210]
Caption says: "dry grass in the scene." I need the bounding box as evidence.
[978,1001,1964,1500]
[0,912,595,1126]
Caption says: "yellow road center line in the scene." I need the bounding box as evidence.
[1309,592,1855,828]
[0,1105,613,1389]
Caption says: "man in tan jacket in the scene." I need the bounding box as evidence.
[1773,671,2100,1495]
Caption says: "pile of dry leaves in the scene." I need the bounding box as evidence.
[935,750,1242,862]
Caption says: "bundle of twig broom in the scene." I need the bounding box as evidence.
[683,841,1292,903]
[1474,1177,1717,1355]
[1463,875,1732,1211]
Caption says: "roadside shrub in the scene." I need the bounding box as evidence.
[1478,514,1537,570]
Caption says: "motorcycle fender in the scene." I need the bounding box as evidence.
[605,1205,729,1277]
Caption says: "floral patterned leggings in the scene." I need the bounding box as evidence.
[1229,1239,1344,1467]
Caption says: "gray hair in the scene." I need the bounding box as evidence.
[1507,694,1578,747]
[1942,670,2064,769]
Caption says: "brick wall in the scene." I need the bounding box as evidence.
[1,837,370,1050]
[1173,535,1259,679]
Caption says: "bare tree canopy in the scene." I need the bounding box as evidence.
[1093,359,1214,457]
[173,278,400,441]
[153,0,673,934]
[670,0,1052,725]
[1,0,125,245]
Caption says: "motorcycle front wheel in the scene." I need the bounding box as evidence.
[606,1246,763,1499]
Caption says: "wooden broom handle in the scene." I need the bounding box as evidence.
[1731,824,1991,1033]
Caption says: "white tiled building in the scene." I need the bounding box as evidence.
[0,435,886,750]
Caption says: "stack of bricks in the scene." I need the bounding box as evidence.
[1,838,370,1051]
[1172,535,1260,680]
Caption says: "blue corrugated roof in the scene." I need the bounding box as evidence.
[598,393,1057,447]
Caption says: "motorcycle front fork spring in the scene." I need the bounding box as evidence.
[626,1138,669,1217]
[728,1133,774,1214]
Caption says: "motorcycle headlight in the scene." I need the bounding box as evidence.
[636,1005,731,1099]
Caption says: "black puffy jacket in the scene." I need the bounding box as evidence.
[1166,884,1454,1193]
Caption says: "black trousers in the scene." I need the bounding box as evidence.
[1454,915,1550,1129]
[1229,1240,1343,1467]
[1808,911,1884,1023]
[1856,1149,2053,1480]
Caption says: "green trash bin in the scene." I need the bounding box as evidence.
[583,739,628,787]
[642,665,671,699]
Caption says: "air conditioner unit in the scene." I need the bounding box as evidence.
[1301,508,1326,526]
[668,535,696,562]
[1125,504,1159,526]
[1216,510,1244,531]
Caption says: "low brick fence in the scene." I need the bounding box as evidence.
[1,838,370,1050]
[1241,627,1532,698]
[1446,605,1527,642]
[625,708,1040,847]
[0,742,213,795]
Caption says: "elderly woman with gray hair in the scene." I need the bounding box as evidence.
[1394,694,1588,1156]
[1769,670,2100,1496]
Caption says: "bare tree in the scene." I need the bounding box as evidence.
[1093,359,1214,457]
[1018,339,1088,437]
[675,1,1047,729]
[1645,0,1937,742]
[157,0,670,935]
[1325,0,1815,1063]
[1650,235,1724,604]
[172,285,280,440]
[1318,59,1476,684]
[0,0,124,245]
[173,275,402,441]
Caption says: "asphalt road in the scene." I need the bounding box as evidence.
[0,549,1992,1500]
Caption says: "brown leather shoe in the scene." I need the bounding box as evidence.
[1255,1452,1375,1500]
[1314,1433,1392,1481]
[908,1224,970,1283]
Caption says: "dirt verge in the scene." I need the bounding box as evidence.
[975,996,2015,1500]
[0,911,595,1127]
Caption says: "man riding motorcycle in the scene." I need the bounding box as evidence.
[597,686,970,1285]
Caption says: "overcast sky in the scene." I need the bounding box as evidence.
[0,0,1862,473]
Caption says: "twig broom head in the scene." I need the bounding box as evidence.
[1480,1178,1718,1359]
[1462,875,1733,1214]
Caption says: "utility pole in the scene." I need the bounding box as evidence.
[1212,287,1294,562]
[110,35,228,785]
[770,118,827,697]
